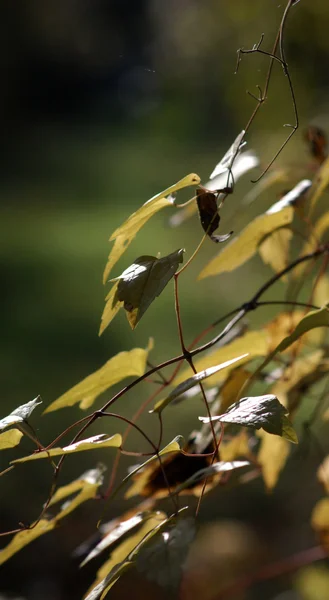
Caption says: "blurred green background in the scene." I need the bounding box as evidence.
[1,1,329,599]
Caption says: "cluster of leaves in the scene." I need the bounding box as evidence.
[2,3,329,599]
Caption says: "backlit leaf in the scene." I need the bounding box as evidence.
[84,512,170,600]
[258,430,290,491]
[12,434,122,463]
[220,430,251,462]
[98,281,123,335]
[169,151,258,228]
[175,330,268,387]
[0,397,42,432]
[0,429,23,450]
[81,512,147,567]
[124,436,184,499]
[200,394,297,441]
[44,342,152,412]
[257,305,329,375]
[318,456,329,495]
[0,467,104,565]
[151,354,248,413]
[102,173,200,283]
[219,368,251,414]
[199,194,294,279]
[309,154,329,213]
[110,249,184,329]
[258,227,292,274]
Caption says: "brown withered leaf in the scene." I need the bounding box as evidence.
[196,186,233,244]
[125,437,220,500]
[305,125,327,164]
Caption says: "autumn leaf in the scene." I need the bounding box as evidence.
[81,509,159,567]
[199,394,297,442]
[174,330,268,387]
[102,173,200,283]
[305,125,327,163]
[109,249,184,329]
[258,430,290,491]
[0,467,104,565]
[98,281,123,336]
[169,150,258,228]
[196,186,233,243]
[256,305,329,376]
[44,342,152,413]
[151,354,248,413]
[258,227,292,274]
[309,154,329,214]
[198,192,295,279]
[0,429,23,450]
[12,434,122,464]
[84,512,172,600]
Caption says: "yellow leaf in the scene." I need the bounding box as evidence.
[0,429,23,450]
[220,430,250,462]
[295,566,329,600]
[124,436,183,499]
[318,456,329,495]
[174,330,268,387]
[0,519,54,566]
[84,513,167,600]
[312,498,329,531]
[102,173,200,283]
[12,433,122,463]
[44,342,152,413]
[99,281,123,336]
[219,368,251,414]
[258,227,292,274]
[258,430,290,491]
[257,305,329,376]
[151,354,248,413]
[0,467,103,565]
[309,155,329,214]
[293,211,329,281]
[271,350,325,412]
[198,205,293,279]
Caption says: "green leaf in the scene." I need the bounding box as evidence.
[110,249,184,330]
[12,434,122,463]
[0,397,42,432]
[151,354,248,413]
[44,342,152,412]
[198,184,303,279]
[0,429,23,450]
[102,173,200,283]
[199,394,297,441]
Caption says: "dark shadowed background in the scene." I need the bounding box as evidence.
[1,1,329,599]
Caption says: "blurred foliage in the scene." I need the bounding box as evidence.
[1,1,329,599]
